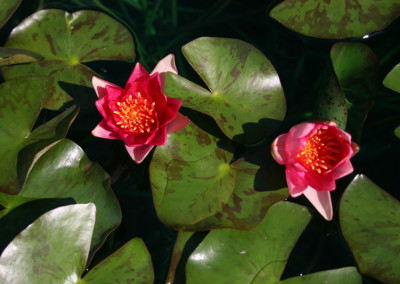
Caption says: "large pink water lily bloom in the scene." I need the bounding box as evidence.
[92,54,190,163]
[271,120,359,220]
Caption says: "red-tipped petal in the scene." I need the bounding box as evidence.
[125,145,154,164]
[271,133,288,165]
[126,63,150,88]
[167,113,190,134]
[303,187,333,221]
[332,160,354,180]
[92,121,120,139]
[92,76,120,99]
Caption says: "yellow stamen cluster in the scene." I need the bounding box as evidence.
[113,92,156,133]
[296,129,343,174]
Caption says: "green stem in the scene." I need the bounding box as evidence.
[165,231,195,284]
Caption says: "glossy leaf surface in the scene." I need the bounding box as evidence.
[150,122,288,231]
[0,203,96,283]
[186,202,311,283]
[383,62,400,93]
[164,37,286,145]
[331,43,379,142]
[4,9,135,110]
[340,175,400,283]
[270,0,400,39]
[82,238,154,284]
[0,0,22,29]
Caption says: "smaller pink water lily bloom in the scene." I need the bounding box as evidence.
[271,120,359,221]
[92,54,190,163]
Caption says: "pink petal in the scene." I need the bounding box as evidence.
[125,145,154,164]
[304,171,336,191]
[286,166,308,197]
[332,160,353,180]
[126,63,150,88]
[158,98,183,128]
[303,187,333,221]
[167,113,190,134]
[351,142,359,157]
[151,54,178,88]
[337,128,352,144]
[146,125,168,145]
[92,76,120,99]
[92,120,120,139]
[286,122,319,157]
[271,133,288,165]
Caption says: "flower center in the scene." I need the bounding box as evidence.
[296,128,345,174]
[113,92,156,133]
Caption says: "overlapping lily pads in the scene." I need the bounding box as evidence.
[331,43,379,142]
[0,0,22,29]
[0,204,153,283]
[0,47,43,66]
[340,175,400,283]
[270,0,400,39]
[0,139,122,258]
[3,9,136,110]
[164,37,286,145]
[149,122,288,231]
[0,76,78,195]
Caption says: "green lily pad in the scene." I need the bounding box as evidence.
[270,0,400,39]
[149,122,288,231]
[0,47,44,66]
[3,139,122,258]
[185,202,311,283]
[0,76,79,195]
[82,238,154,284]
[383,62,400,93]
[395,125,400,139]
[331,43,379,142]
[280,267,361,284]
[164,37,286,145]
[4,9,136,110]
[340,175,400,283]
[0,204,153,283]
[0,0,22,29]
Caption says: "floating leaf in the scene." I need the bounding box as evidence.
[270,0,400,39]
[383,62,400,93]
[0,76,77,194]
[0,203,96,283]
[185,202,311,283]
[149,122,288,231]
[280,267,361,284]
[0,204,153,283]
[0,0,22,29]
[331,43,379,142]
[0,47,44,66]
[0,139,121,258]
[395,125,400,139]
[4,9,136,110]
[340,175,400,283]
[164,37,286,145]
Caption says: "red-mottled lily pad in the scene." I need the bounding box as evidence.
[270,0,400,39]
[0,0,22,29]
[331,43,379,142]
[0,76,79,195]
[164,37,286,145]
[0,204,153,283]
[383,62,400,93]
[0,139,122,258]
[149,122,288,231]
[0,47,44,66]
[4,9,135,110]
[340,175,400,283]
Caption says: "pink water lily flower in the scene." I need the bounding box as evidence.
[92,54,190,163]
[271,120,359,220]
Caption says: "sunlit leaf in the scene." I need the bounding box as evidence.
[270,0,400,39]
[383,62,400,93]
[4,9,136,110]
[340,174,400,283]
[149,122,288,231]
[164,37,286,145]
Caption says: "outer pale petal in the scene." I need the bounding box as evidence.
[167,113,190,134]
[286,166,308,197]
[303,187,333,221]
[92,76,120,99]
[92,120,120,139]
[286,122,319,157]
[125,145,154,164]
[332,160,354,180]
[151,54,178,88]
[271,133,288,165]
